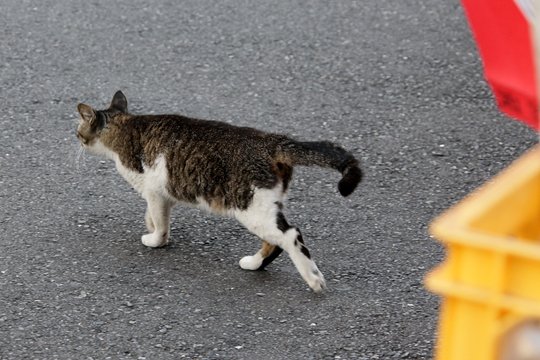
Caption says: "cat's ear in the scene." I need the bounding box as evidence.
[110,90,128,113]
[77,103,96,123]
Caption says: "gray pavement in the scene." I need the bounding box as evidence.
[0,0,538,359]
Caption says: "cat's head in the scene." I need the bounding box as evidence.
[76,90,128,149]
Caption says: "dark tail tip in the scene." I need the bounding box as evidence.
[338,165,362,197]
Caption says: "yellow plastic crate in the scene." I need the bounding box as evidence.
[425,145,540,360]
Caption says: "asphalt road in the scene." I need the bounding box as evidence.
[0,0,538,359]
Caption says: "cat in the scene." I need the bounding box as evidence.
[76,91,362,292]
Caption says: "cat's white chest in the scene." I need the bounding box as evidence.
[116,162,145,193]
[115,155,170,197]
[86,140,171,199]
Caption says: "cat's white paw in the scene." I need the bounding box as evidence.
[306,268,327,293]
[239,255,263,270]
[141,233,168,248]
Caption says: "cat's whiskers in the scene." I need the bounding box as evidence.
[75,145,86,171]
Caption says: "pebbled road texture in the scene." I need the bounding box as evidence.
[0,0,538,359]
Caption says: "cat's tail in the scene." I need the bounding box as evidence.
[278,140,362,196]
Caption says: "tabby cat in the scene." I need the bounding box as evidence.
[76,91,362,292]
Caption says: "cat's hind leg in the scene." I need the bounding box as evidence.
[239,241,283,270]
[275,225,326,292]
[141,192,172,248]
[235,188,326,292]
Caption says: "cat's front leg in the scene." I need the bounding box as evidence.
[145,207,155,232]
[141,192,172,248]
